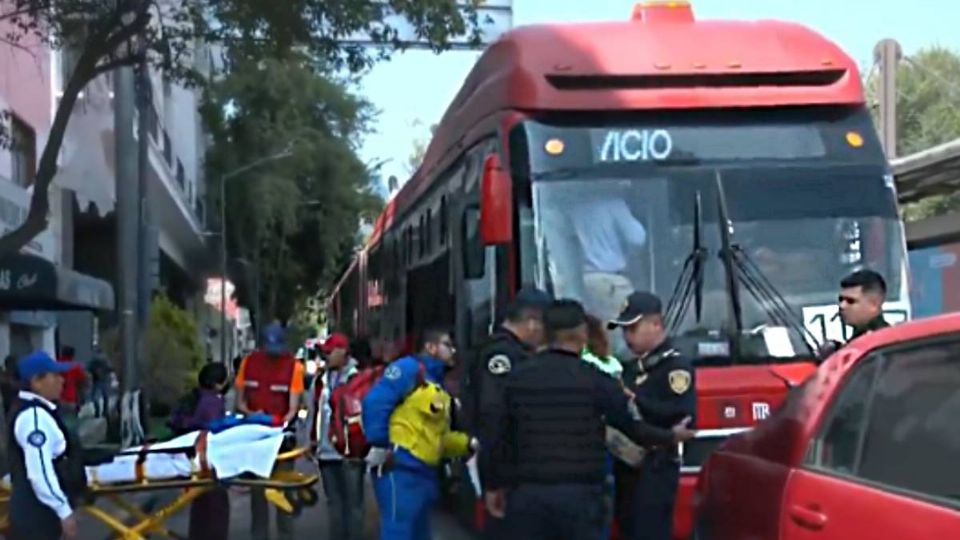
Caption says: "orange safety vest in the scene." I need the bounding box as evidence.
[242,351,297,417]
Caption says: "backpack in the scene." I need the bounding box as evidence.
[327,360,426,458]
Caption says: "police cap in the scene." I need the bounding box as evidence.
[607,292,662,330]
[544,299,587,333]
[514,287,553,310]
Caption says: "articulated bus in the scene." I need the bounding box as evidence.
[327,2,911,537]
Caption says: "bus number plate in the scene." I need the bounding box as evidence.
[802,302,910,344]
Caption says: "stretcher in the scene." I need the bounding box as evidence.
[0,425,320,540]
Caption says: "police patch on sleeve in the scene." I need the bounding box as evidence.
[27,430,46,447]
[668,369,692,395]
[384,365,402,380]
[487,354,512,375]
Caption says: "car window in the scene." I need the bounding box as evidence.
[809,336,960,505]
[857,340,960,502]
[808,358,879,473]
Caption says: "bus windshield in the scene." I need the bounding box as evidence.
[514,107,908,362]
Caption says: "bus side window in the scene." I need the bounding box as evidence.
[462,205,484,279]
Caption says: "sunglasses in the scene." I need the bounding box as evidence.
[838,295,858,305]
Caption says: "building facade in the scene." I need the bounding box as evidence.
[0,26,219,363]
[0,27,115,361]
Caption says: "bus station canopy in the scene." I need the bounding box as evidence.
[893,137,960,204]
[893,137,960,246]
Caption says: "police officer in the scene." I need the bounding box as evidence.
[463,287,553,432]
[608,292,697,540]
[463,287,552,534]
[362,327,479,540]
[819,269,890,358]
[484,299,695,539]
[235,323,305,540]
[9,351,88,540]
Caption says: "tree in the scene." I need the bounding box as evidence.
[866,46,960,221]
[102,292,204,407]
[405,120,437,174]
[0,0,481,258]
[202,54,381,323]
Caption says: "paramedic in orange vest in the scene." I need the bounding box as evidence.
[235,323,304,540]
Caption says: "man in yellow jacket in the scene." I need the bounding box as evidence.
[362,328,478,540]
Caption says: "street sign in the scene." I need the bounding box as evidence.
[340,0,513,49]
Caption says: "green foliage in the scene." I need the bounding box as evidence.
[0,0,480,258]
[866,46,960,221]
[405,120,438,174]
[203,54,383,322]
[102,294,204,407]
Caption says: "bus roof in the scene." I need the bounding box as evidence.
[361,2,863,262]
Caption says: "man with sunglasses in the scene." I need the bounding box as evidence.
[363,328,480,540]
[820,269,890,358]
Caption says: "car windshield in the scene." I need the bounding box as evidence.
[513,107,908,363]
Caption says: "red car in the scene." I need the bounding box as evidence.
[694,313,960,539]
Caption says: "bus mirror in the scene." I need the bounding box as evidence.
[480,154,513,245]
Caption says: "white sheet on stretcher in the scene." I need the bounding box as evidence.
[87,425,287,485]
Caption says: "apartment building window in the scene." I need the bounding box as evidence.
[10,116,36,188]
[163,131,172,166]
[176,159,186,190]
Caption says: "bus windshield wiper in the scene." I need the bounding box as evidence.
[664,191,707,331]
[714,172,819,357]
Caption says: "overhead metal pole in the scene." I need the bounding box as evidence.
[135,46,152,328]
[875,39,902,159]
[114,63,141,446]
[217,149,294,363]
[220,175,228,364]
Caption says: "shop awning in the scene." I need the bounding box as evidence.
[0,253,115,311]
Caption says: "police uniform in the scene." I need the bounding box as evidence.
[485,340,680,540]
[362,355,474,540]
[8,353,88,540]
[850,315,889,340]
[819,315,891,359]
[609,293,697,540]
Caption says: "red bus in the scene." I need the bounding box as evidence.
[327,2,911,537]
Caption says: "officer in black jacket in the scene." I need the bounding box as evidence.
[8,351,88,540]
[818,269,891,358]
[608,292,697,540]
[462,287,552,537]
[484,299,695,540]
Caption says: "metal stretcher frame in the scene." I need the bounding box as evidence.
[0,446,319,540]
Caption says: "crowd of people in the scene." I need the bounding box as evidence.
[0,269,892,540]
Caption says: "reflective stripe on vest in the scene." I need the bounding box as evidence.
[242,351,298,416]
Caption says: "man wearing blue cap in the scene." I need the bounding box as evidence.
[235,323,304,540]
[8,351,87,540]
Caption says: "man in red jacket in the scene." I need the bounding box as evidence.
[57,346,87,422]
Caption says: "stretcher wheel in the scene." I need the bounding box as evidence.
[298,487,319,508]
[288,491,305,518]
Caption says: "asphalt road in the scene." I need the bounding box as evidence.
[76,479,476,540]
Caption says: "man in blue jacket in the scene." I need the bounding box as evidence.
[362,328,478,540]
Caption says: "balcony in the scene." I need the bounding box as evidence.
[132,107,208,275]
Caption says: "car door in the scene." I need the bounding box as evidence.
[782,335,960,540]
